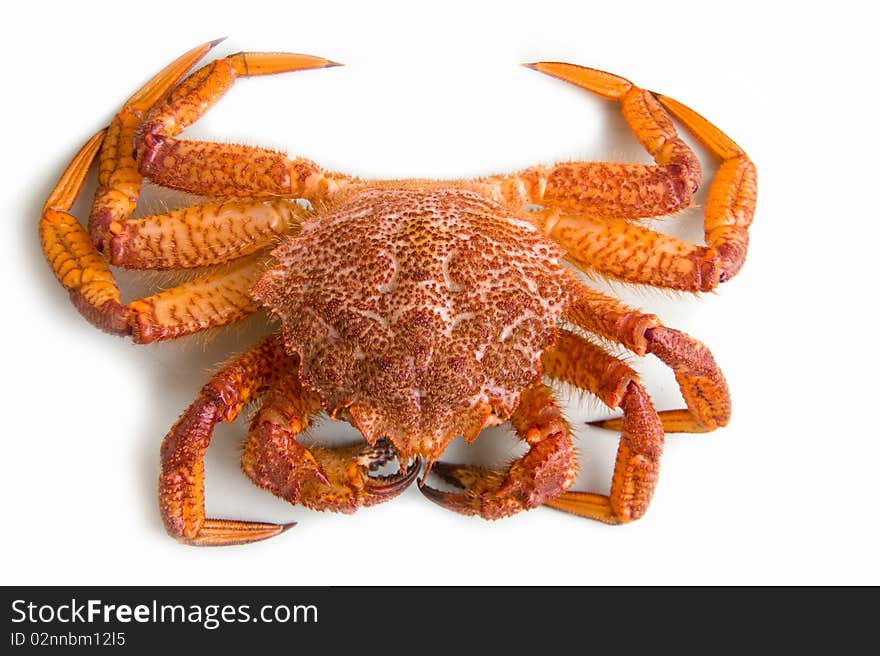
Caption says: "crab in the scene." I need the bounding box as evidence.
[40,40,756,546]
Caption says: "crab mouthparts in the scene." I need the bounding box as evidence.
[359,439,423,498]
[343,397,508,462]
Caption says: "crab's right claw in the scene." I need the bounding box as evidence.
[419,461,513,518]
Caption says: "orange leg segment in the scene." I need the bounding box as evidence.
[159,336,294,546]
[89,39,224,249]
[655,93,757,280]
[531,207,717,291]
[241,372,420,513]
[419,383,577,520]
[108,199,305,269]
[565,282,730,432]
[90,43,347,249]
[500,63,756,286]
[40,130,131,336]
[481,161,695,220]
[133,50,351,201]
[41,131,275,342]
[541,330,664,523]
[43,122,286,344]
[42,43,268,338]
[129,255,265,343]
[489,62,700,219]
[637,325,730,432]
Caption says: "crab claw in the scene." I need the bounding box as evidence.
[429,461,505,496]
[419,428,575,520]
[297,440,421,512]
[364,455,422,502]
[419,461,525,520]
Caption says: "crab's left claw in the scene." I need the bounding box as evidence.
[294,440,422,512]
[364,454,423,502]
[357,438,423,503]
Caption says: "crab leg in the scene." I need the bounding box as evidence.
[128,255,265,343]
[484,160,695,221]
[90,42,347,249]
[419,383,577,520]
[529,207,717,291]
[107,198,305,269]
[39,136,265,342]
[565,281,730,432]
[89,39,224,249]
[541,330,664,523]
[40,125,274,340]
[242,372,420,513]
[160,336,294,546]
[654,92,756,280]
[494,63,756,285]
[42,144,266,343]
[482,63,699,218]
[40,43,295,336]
[133,49,352,202]
[40,129,131,335]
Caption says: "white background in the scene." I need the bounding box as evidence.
[2,0,877,585]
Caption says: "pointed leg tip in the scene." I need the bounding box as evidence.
[587,417,623,431]
[208,37,228,49]
[186,518,294,546]
[323,60,344,68]
[520,62,634,99]
[522,61,565,73]
[543,492,622,524]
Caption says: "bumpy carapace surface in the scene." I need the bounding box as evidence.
[40,41,756,545]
